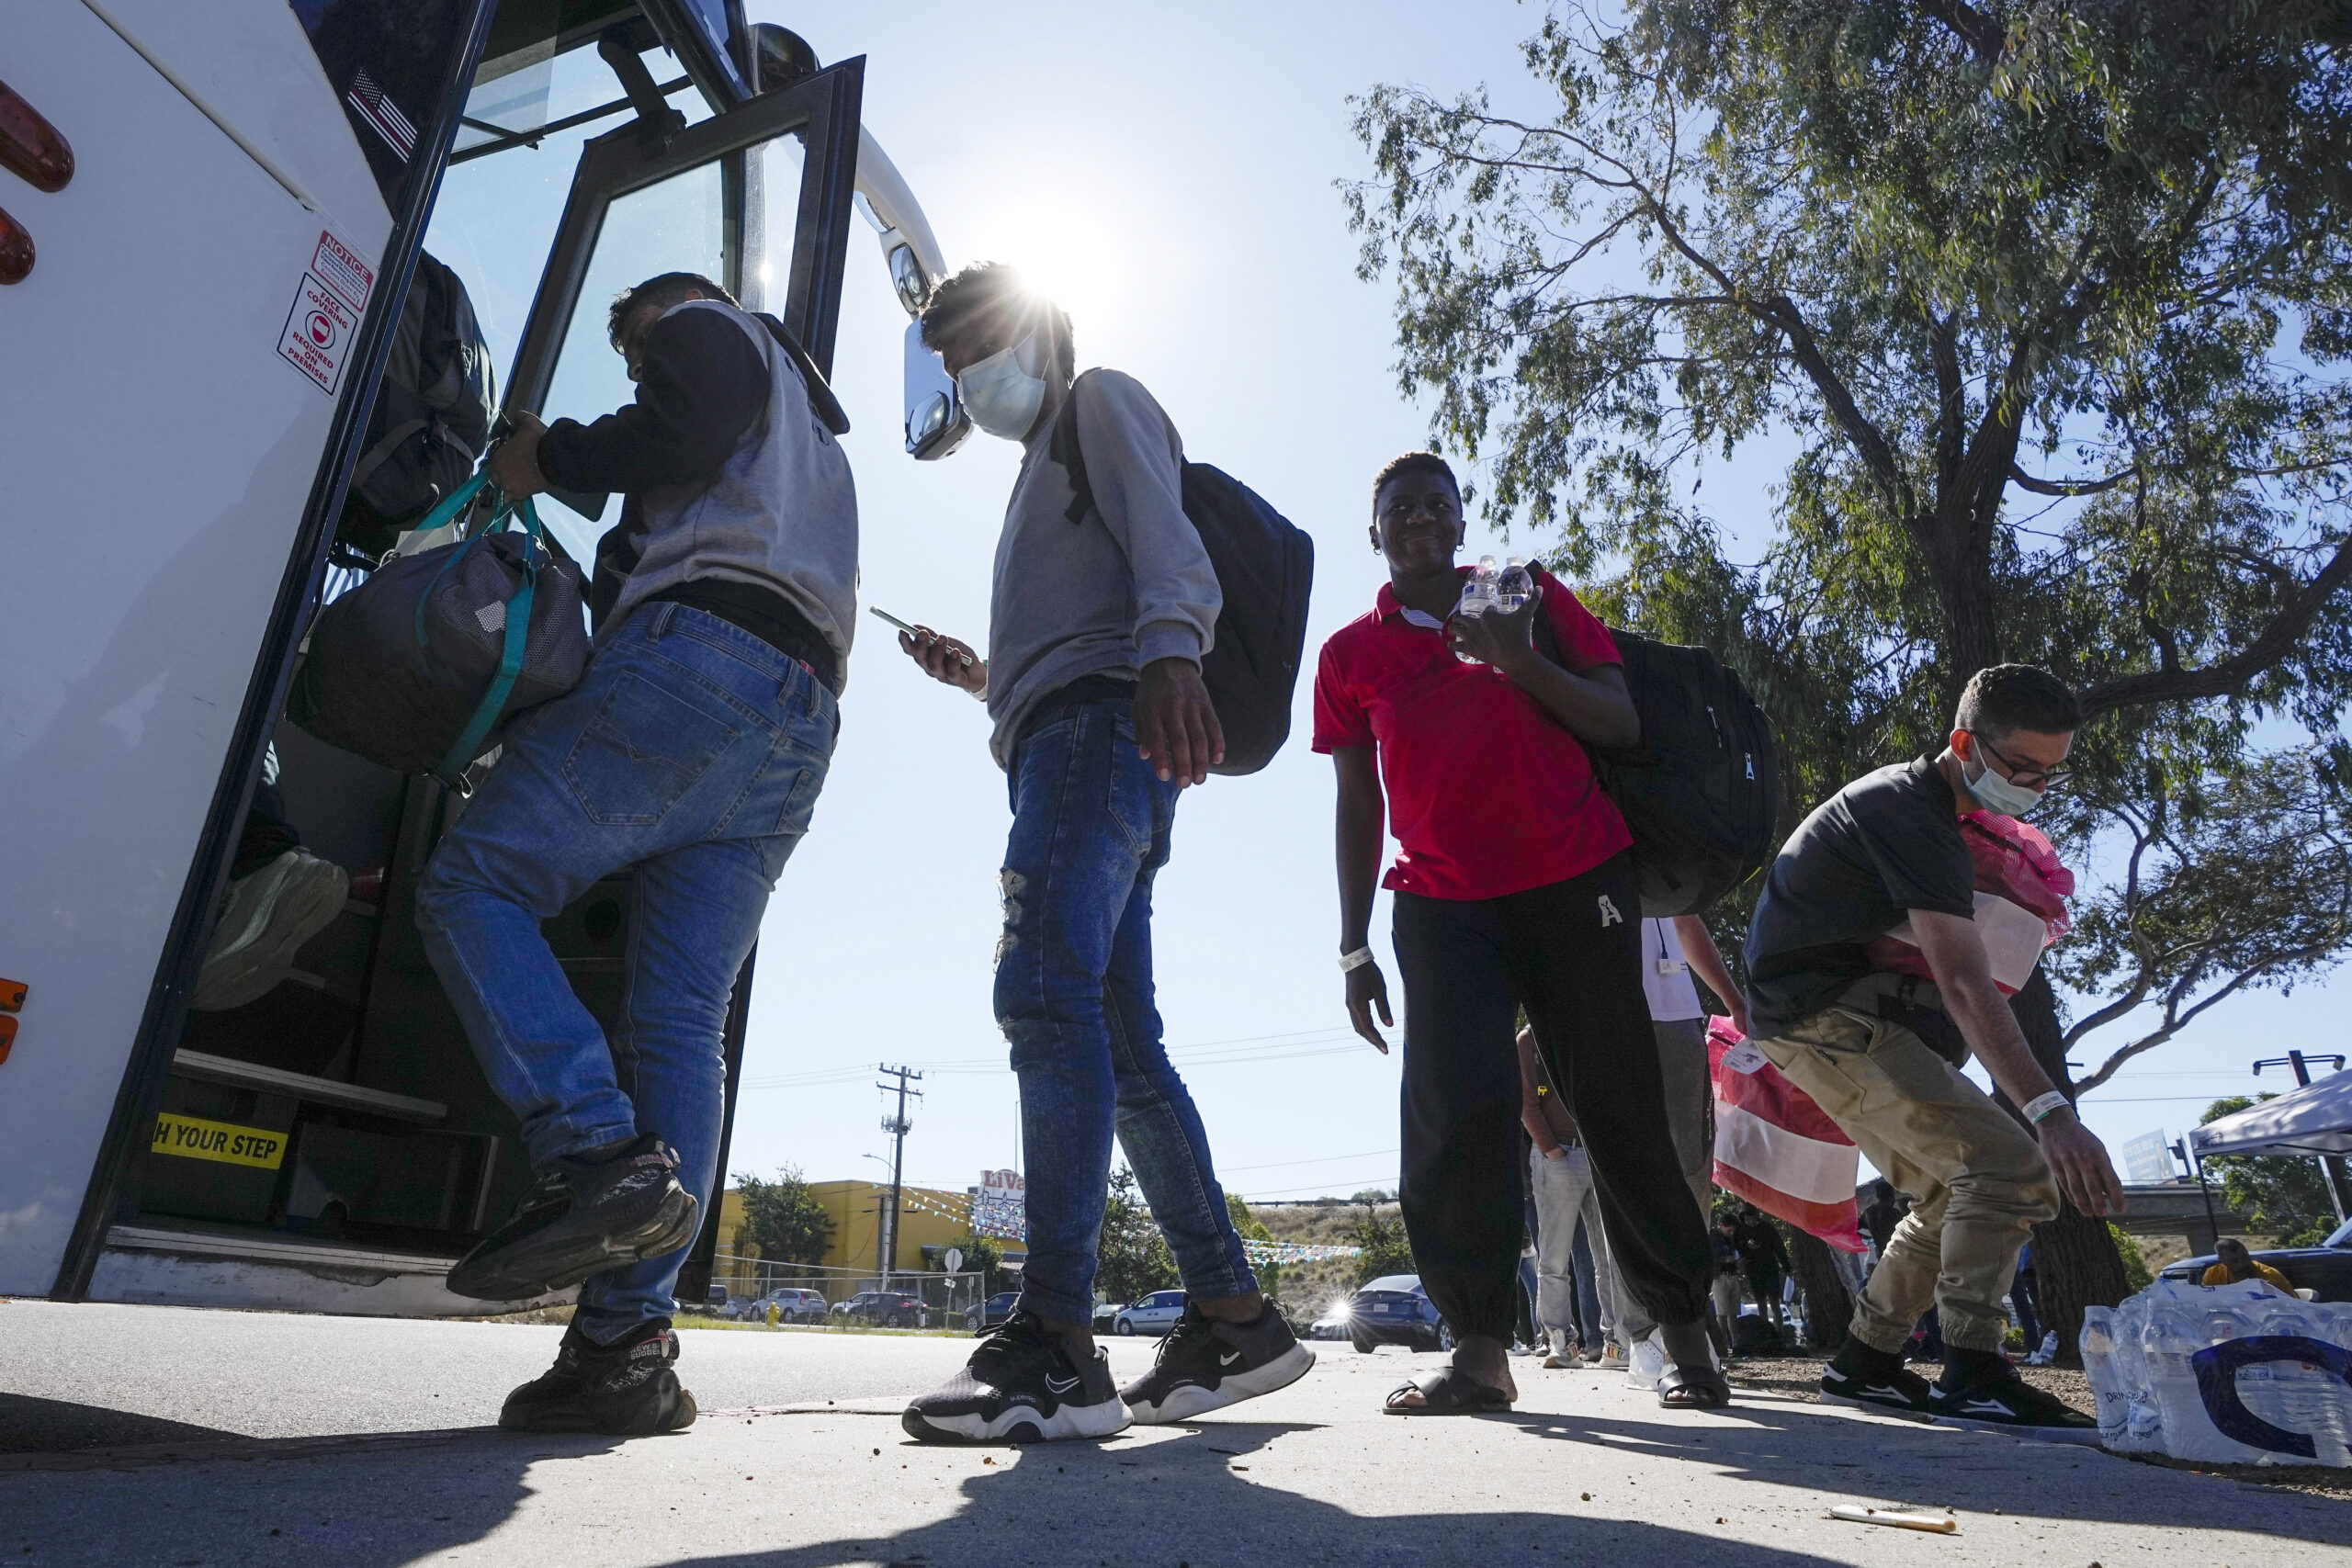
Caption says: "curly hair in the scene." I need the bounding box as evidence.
[608,272,734,348]
[1954,664,2083,739]
[918,262,1074,381]
[1371,451,1460,513]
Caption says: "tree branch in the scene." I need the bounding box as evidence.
[2079,533,2352,718]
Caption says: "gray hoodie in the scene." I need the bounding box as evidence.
[983,370,1219,768]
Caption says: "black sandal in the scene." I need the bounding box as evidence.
[1656,1364,1733,1409]
[1384,1367,1513,1416]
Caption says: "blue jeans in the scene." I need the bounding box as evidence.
[993,697,1257,1327]
[417,604,835,1342]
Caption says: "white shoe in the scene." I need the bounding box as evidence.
[191,850,348,1011]
[1624,1334,1668,1392]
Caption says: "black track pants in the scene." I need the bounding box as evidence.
[1393,853,1714,1342]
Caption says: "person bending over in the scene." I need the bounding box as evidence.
[417,272,856,1435]
[2201,1238,2293,1293]
[893,263,1310,1443]
[1317,452,1724,1413]
[1744,663,2123,1429]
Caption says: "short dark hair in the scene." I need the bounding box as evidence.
[919,262,1074,382]
[2217,1237,2250,1257]
[608,272,734,348]
[1372,451,1460,513]
[1954,664,2082,741]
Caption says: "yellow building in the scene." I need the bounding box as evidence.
[714,1179,977,1275]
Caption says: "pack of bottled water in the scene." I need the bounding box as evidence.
[2081,1279,2352,1465]
[1453,557,1535,664]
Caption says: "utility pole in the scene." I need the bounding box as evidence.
[2254,1051,2349,1223]
[876,1065,923,1289]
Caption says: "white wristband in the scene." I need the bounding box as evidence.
[2023,1090,2070,1125]
[1339,947,1375,973]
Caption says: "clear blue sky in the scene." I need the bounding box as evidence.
[437,1,2348,1213]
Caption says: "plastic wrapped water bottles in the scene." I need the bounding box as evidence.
[2078,1305,2130,1446]
[2088,1278,2352,1465]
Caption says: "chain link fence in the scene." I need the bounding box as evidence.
[707,1255,994,1325]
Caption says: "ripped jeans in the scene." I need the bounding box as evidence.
[993,695,1258,1328]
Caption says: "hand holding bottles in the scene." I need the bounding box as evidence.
[1446,555,1543,672]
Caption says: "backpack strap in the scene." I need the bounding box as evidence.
[1046,368,1102,525]
[434,494,545,790]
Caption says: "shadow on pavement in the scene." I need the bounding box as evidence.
[652,1421,1847,1568]
[1496,1399,2352,1549]
[0,1393,241,1455]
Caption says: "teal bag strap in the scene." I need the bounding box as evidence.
[435,495,544,788]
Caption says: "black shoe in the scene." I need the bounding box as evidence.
[1122,1303,1317,1425]
[1819,1340,1936,1416]
[447,1134,698,1302]
[499,1318,696,1435]
[1928,1360,2098,1432]
[901,1311,1129,1444]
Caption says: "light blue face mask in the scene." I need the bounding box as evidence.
[956,329,1050,442]
[1964,745,2045,816]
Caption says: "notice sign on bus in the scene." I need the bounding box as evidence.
[278,270,358,395]
[151,1112,287,1170]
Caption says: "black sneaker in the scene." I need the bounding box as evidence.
[1818,1340,1936,1416]
[901,1311,1129,1444]
[1928,1361,2099,1435]
[500,1317,696,1435]
[447,1134,697,1301]
[1124,1303,1317,1424]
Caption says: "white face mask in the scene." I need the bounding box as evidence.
[956,330,1050,442]
[1963,744,2045,816]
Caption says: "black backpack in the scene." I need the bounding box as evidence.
[1586,629,1781,916]
[335,251,495,559]
[1048,371,1315,775]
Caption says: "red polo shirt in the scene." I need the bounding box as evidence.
[1311,565,1631,901]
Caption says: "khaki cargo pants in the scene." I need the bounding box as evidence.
[1753,1003,2058,1355]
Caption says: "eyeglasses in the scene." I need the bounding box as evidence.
[1971,731,2068,791]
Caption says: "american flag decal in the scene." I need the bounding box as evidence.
[346,68,416,162]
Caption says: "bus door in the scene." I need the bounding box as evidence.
[66,16,865,1315]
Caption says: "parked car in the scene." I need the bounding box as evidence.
[1347,1274,1453,1353]
[1092,1302,1125,1333]
[737,1287,828,1324]
[1306,1301,1353,1341]
[2159,1218,2352,1302]
[965,1290,1019,1334]
[830,1291,929,1328]
[1113,1290,1187,1336]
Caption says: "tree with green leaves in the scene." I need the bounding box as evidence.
[1346,1200,1416,1286]
[943,1230,1004,1293]
[733,1165,833,1266]
[2200,1095,2342,1246]
[1226,1192,1284,1306]
[1347,0,2352,1362]
[1095,1167,1178,1305]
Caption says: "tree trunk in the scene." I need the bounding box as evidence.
[1785,1226,1852,1354]
[2007,968,2132,1367]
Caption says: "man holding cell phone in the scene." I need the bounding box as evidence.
[890,262,1309,1445]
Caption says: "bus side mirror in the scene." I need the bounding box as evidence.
[905,321,969,460]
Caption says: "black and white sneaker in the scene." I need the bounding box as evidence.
[500,1317,696,1436]
[1928,1362,2099,1436]
[1818,1340,1936,1416]
[1122,1303,1317,1424]
[447,1134,698,1301]
[901,1312,1129,1444]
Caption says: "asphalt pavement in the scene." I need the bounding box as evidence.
[3,1298,2346,1567]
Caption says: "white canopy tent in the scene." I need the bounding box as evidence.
[2188,1072,2352,1158]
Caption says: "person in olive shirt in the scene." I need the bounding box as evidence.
[1743,664,2122,1430]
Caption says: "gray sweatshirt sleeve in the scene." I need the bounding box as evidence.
[1074,371,1220,666]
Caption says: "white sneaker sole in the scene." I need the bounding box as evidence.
[1125,1343,1317,1425]
[902,1394,1131,1445]
[1819,1388,1932,1420]
[1927,1410,2105,1444]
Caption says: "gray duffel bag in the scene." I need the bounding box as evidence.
[288,472,587,786]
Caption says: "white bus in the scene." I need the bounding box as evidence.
[0,0,962,1314]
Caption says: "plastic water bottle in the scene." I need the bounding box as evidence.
[2079,1306,2130,1446]
[1453,557,1501,664]
[2111,1293,2162,1452]
[2142,1303,2207,1456]
[2256,1299,2352,1466]
[1496,556,1534,615]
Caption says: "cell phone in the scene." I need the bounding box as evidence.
[870,605,974,666]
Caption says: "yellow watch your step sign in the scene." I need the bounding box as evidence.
[150,1113,288,1170]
